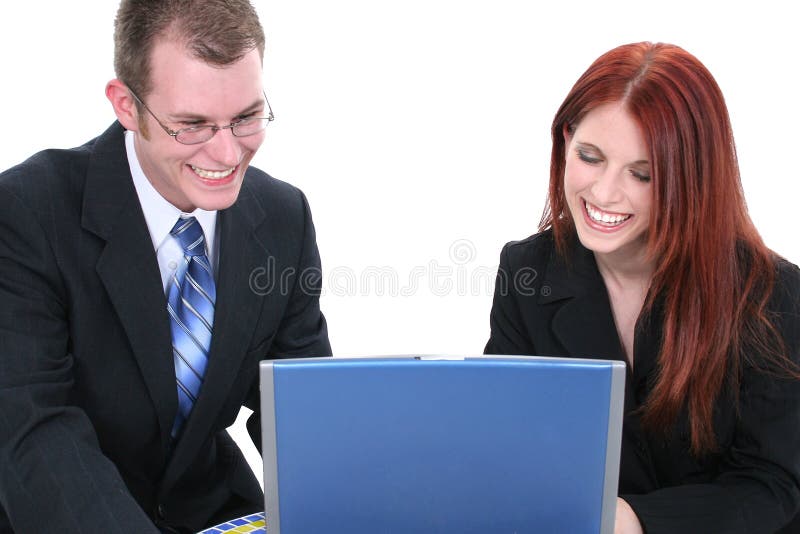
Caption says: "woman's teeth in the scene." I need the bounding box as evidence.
[585,201,631,226]
[191,165,235,179]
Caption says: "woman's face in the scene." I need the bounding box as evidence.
[563,102,653,265]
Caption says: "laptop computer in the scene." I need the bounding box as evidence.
[260,355,625,533]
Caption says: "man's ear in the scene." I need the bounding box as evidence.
[106,79,140,132]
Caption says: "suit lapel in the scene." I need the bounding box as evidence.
[538,239,625,363]
[163,178,269,487]
[82,123,177,451]
[79,124,281,484]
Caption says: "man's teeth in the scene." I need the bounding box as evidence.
[585,201,631,225]
[191,165,235,179]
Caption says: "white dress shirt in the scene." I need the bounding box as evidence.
[124,130,218,293]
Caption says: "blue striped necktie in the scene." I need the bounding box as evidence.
[167,216,216,438]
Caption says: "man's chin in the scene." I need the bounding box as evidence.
[184,185,243,212]
[194,195,241,212]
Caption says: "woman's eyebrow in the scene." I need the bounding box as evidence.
[575,141,649,165]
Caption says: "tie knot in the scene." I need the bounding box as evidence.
[171,217,207,257]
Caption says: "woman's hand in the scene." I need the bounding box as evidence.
[615,497,644,534]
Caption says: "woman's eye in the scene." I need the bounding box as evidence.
[577,149,602,164]
[631,170,651,183]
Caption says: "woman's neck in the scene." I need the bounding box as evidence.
[593,246,654,290]
[594,248,654,367]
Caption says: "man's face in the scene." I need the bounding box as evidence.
[133,39,266,212]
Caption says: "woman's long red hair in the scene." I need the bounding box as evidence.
[541,42,785,454]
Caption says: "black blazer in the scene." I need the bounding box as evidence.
[485,230,800,534]
[0,123,331,533]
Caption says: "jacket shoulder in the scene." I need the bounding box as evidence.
[502,230,556,271]
[241,166,308,211]
[776,257,800,289]
[0,137,97,202]
[772,257,800,316]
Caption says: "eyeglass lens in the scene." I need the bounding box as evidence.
[175,118,271,145]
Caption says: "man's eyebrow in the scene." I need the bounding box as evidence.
[235,97,267,116]
[168,97,266,122]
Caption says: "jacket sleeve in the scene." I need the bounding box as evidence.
[484,242,537,356]
[244,189,331,451]
[0,184,159,533]
[623,261,800,534]
[266,190,331,360]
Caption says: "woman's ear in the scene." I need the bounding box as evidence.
[562,122,573,146]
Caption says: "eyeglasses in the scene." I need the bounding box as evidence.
[129,89,274,145]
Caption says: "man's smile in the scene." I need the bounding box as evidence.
[190,164,236,179]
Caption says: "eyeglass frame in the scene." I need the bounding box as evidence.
[128,88,275,145]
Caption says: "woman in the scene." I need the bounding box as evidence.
[485,42,800,533]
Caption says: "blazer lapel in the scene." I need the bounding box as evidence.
[162,177,270,487]
[82,123,177,451]
[538,239,625,363]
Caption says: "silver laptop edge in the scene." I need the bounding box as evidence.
[600,362,625,534]
[260,362,280,533]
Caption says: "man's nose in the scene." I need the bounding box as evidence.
[203,126,242,167]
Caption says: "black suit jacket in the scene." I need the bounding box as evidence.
[485,230,800,534]
[0,123,331,533]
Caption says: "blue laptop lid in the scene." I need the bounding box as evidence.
[260,356,625,534]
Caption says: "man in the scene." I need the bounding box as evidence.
[0,1,330,532]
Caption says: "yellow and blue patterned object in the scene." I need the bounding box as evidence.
[197,512,266,533]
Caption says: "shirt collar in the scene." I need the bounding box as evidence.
[124,130,217,254]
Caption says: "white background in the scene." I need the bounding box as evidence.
[2,1,798,482]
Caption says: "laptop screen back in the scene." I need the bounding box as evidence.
[260,356,624,533]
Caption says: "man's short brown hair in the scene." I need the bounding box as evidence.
[114,0,265,98]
